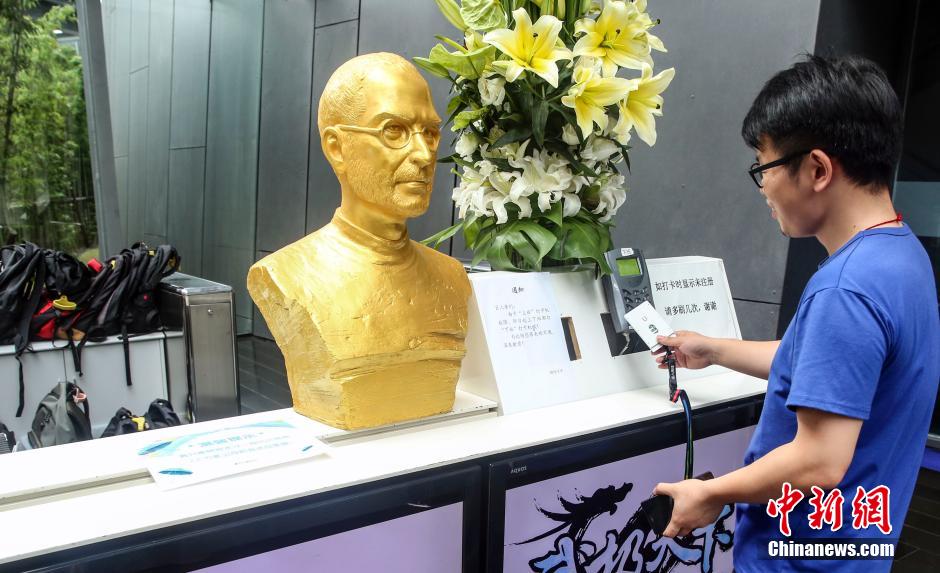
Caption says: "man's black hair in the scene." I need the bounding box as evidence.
[742,54,902,191]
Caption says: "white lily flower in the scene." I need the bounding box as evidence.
[453,166,488,219]
[478,74,507,107]
[561,124,581,146]
[573,55,604,77]
[509,149,574,207]
[562,191,582,216]
[537,191,560,213]
[489,170,532,219]
[592,172,627,222]
[455,131,480,158]
[476,159,497,178]
[582,135,619,163]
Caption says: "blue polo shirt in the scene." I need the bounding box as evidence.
[734,224,940,572]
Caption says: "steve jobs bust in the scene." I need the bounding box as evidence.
[247,53,471,430]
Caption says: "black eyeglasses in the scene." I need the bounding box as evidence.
[748,150,811,188]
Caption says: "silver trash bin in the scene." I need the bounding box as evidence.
[159,273,240,421]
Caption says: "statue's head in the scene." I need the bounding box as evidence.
[318,53,442,222]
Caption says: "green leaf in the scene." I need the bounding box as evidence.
[412,57,451,79]
[464,215,493,247]
[560,218,602,258]
[505,225,542,270]
[452,155,476,169]
[531,100,548,148]
[470,227,498,267]
[516,220,558,259]
[486,232,519,271]
[435,34,469,53]
[445,100,469,128]
[460,0,509,31]
[428,43,496,80]
[434,0,468,31]
[542,200,563,227]
[492,125,533,147]
[452,107,487,131]
[421,221,464,249]
[446,96,464,116]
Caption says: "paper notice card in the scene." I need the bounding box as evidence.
[140,420,328,490]
[470,272,573,414]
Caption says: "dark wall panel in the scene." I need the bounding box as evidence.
[304,19,358,234]
[169,0,211,150]
[127,69,149,245]
[256,0,316,253]
[733,299,781,342]
[168,147,207,276]
[203,0,264,329]
[108,1,130,158]
[315,0,358,27]
[129,0,150,73]
[144,0,174,241]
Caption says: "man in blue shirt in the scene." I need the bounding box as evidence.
[651,55,940,572]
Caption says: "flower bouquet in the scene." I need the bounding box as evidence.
[416,0,674,273]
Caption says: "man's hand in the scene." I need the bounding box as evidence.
[652,330,717,370]
[652,333,781,380]
[653,478,725,538]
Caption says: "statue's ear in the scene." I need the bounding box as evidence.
[322,127,345,175]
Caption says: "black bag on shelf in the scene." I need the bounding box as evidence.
[0,421,14,455]
[145,398,181,429]
[30,249,92,342]
[26,381,92,448]
[100,407,148,438]
[99,399,181,439]
[63,243,180,387]
[0,242,47,416]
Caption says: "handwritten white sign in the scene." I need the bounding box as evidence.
[470,272,573,414]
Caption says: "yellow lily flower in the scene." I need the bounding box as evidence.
[483,8,572,87]
[561,67,637,138]
[573,0,662,76]
[633,0,667,53]
[613,64,675,146]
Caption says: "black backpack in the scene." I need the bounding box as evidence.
[0,242,47,416]
[63,244,180,386]
[26,381,92,448]
[30,249,92,342]
[99,399,181,438]
[0,421,14,454]
[100,407,147,438]
[145,398,181,429]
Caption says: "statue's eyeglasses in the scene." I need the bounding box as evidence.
[336,119,441,150]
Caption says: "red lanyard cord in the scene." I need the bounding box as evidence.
[865,213,902,231]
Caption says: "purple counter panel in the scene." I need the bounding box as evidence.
[502,426,755,573]
[193,502,464,573]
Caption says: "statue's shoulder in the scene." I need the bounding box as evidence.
[248,228,332,293]
[412,241,470,292]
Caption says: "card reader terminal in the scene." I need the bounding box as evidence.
[602,248,652,334]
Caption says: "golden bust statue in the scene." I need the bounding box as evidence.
[247,53,471,430]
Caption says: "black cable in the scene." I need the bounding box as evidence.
[665,347,694,480]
